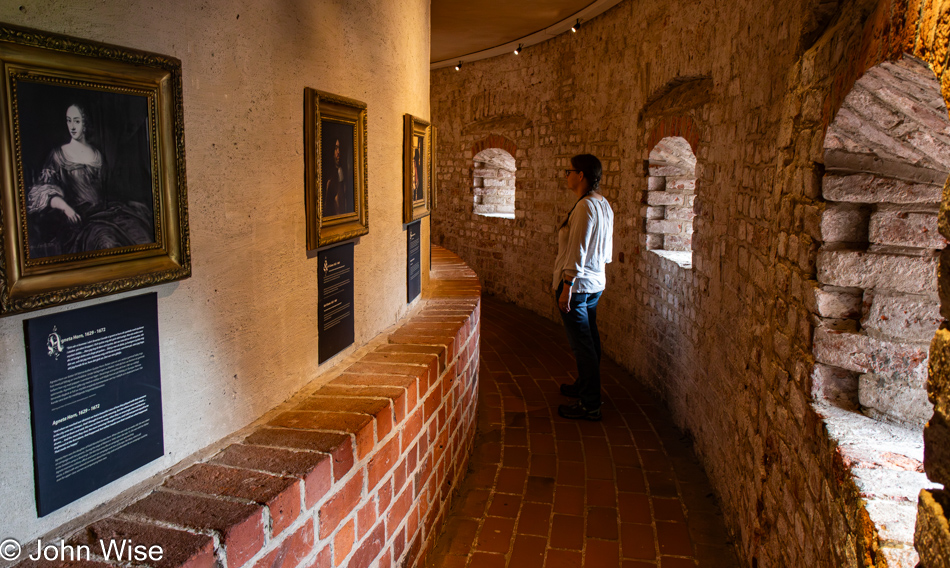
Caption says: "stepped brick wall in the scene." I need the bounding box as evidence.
[14,247,481,568]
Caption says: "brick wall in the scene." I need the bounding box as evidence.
[13,247,481,568]
[431,0,950,565]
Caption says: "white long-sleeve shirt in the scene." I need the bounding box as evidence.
[552,195,614,293]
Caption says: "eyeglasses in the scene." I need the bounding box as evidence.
[564,169,580,176]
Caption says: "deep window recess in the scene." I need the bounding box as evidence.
[645,136,696,267]
[473,148,516,219]
[811,55,949,563]
[814,56,949,429]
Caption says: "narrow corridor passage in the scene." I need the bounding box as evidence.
[427,296,739,568]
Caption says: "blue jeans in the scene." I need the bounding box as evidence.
[557,282,603,408]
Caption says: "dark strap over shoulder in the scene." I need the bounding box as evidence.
[560,195,589,229]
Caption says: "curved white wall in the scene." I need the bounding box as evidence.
[0,0,429,542]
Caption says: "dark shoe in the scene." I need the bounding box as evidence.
[558,401,601,421]
[560,382,582,398]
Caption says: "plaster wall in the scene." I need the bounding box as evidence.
[0,0,430,543]
[431,0,950,564]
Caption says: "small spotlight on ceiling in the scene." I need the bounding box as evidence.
[455,61,462,71]
[571,18,581,33]
[514,43,523,55]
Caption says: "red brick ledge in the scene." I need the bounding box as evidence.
[17,246,481,568]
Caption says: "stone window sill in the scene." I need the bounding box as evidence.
[650,249,692,269]
[475,212,515,219]
[816,402,943,565]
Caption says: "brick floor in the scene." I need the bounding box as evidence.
[426,295,739,567]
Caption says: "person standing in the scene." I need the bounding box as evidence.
[553,154,614,420]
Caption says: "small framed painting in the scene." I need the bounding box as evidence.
[304,88,369,249]
[403,114,430,223]
[429,125,438,211]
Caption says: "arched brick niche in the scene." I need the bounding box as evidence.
[473,148,516,219]
[640,83,709,272]
[470,135,518,219]
[811,53,949,565]
[815,56,948,427]
[645,135,698,267]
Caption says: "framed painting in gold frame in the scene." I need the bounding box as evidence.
[429,125,437,211]
[304,88,368,249]
[403,114,430,223]
[0,24,190,316]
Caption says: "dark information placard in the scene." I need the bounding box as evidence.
[407,221,421,303]
[318,242,355,363]
[23,293,163,516]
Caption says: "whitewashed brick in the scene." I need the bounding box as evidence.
[824,149,949,185]
[879,547,921,568]
[811,363,858,408]
[645,206,665,220]
[813,328,929,378]
[645,234,663,250]
[650,165,688,176]
[646,191,685,206]
[860,372,933,428]
[664,234,692,251]
[816,249,938,294]
[647,219,689,234]
[667,178,696,191]
[869,207,947,249]
[666,206,697,221]
[862,292,943,342]
[813,286,862,318]
[845,82,903,130]
[822,173,943,204]
[864,500,925,546]
[473,168,514,179]
[821,203,868,242]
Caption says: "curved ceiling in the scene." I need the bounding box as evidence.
[431,0,622,68]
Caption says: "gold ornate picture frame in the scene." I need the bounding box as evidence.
[403,114,431,223]
[430,125,437,211]
[0,24,190,316]
[304,88,368,249]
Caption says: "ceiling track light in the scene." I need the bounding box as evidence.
[571,18,582,33]
[514,43,523,55]
[454,61,462,71]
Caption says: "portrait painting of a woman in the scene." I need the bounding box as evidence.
[17,83,157,260]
